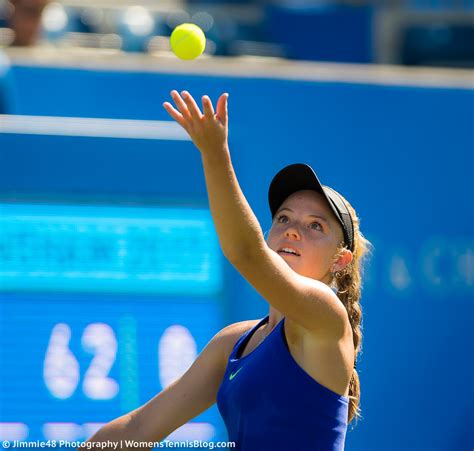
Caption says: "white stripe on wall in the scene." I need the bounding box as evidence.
[0,115,191,140]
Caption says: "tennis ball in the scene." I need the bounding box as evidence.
[170,23,206,60]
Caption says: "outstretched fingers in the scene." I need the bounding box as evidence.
[162,101,188,129]
[170,90,191,119]
[164,90,228,137]
[202,95,215,118]
[181,91,203,120]
[216,93,229,125]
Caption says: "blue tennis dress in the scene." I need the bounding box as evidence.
[216,315,349,451]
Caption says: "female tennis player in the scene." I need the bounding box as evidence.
[87,91,371,450]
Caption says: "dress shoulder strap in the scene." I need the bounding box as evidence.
[229,315,269,360]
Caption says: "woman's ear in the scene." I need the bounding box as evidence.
[331,249,353,273]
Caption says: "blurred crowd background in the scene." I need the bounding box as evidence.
[0,0,473,67]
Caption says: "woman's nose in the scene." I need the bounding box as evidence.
[285,226,301,240]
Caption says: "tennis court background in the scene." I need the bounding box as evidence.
[1,54,473,450]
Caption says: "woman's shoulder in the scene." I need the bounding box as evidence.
[213,318,261,361]
[219,318,261,343]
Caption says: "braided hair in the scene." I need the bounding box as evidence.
[329,195,372,426]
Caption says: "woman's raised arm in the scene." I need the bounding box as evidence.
[163,90,264,260]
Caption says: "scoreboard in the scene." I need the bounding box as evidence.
[0,202,227,444]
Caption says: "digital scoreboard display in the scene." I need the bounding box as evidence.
[0,203,227,446]
[0,203,222,295]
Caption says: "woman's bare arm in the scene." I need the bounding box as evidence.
[86,324,236,450]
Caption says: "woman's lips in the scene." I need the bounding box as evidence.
[277,251,300,257]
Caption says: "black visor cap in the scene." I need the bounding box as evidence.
[268,163,354,252]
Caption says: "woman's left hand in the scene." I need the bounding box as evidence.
[163,90,229,157]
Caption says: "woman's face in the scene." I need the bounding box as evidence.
[266,190,346,283]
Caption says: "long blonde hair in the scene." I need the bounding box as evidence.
[329,194,372,427]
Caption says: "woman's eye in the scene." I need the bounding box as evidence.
[310,222,322,231]
[276,215,288,223]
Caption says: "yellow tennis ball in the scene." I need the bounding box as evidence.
[170,23,206,60]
